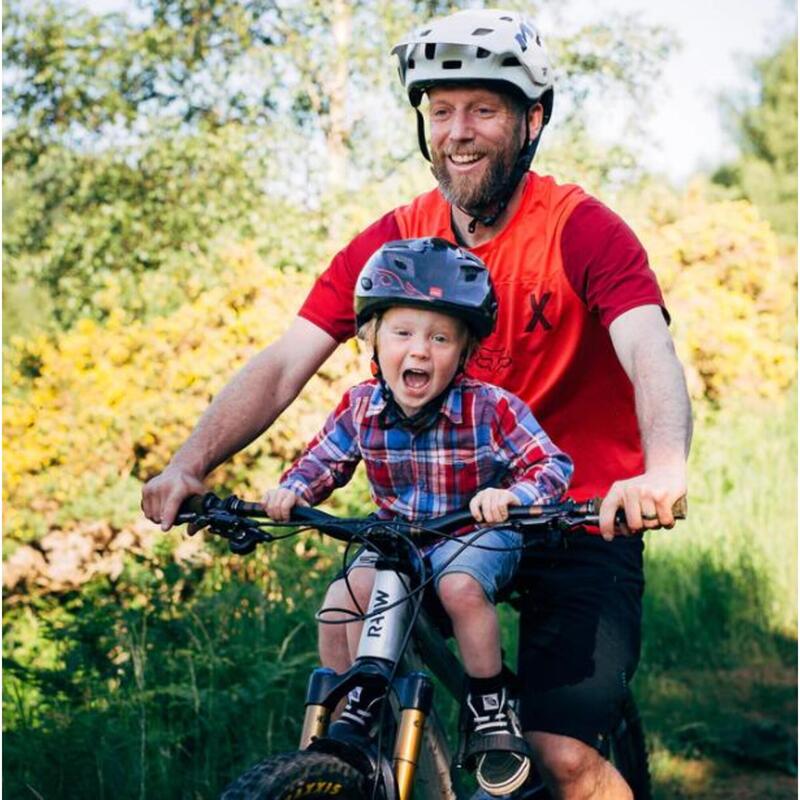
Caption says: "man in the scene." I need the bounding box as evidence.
[142,9,692,799]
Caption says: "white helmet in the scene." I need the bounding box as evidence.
[392,9,553,123]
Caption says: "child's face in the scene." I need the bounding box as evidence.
[375,306,468,417]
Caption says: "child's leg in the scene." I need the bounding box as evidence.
[430,529,531,794]
[319,565,376,667]
[429,527,522,677]
[437,571,502,677]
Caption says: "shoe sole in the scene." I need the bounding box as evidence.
[476,754,531,796]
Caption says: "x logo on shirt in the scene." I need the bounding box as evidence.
[525,291,553,332]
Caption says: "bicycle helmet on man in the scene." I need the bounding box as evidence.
[392,9,554,232]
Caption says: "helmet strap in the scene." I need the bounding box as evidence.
[370,352,381,378]
[465,112,540,233]
[414,105,432,163]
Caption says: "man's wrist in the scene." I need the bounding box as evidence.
[167,450,209,480]
[643,453,687,475]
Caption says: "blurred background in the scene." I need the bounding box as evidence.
[3,1,796,797]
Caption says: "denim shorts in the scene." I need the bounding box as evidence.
[346,528,523,603]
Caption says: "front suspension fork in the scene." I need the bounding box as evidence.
[299,666,433,800]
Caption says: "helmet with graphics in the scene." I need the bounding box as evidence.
[355,237,498,340]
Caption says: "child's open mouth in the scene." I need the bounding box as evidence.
[402,368,431,391]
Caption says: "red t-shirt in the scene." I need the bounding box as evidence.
[298,172,666,503]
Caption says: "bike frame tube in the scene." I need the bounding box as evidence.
[355,567,414,662]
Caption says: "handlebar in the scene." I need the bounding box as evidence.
[175,492,687,555]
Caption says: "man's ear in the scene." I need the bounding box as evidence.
[527,103,544,142]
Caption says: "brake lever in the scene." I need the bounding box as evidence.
[202,511,275,555]
[180,514,210,534]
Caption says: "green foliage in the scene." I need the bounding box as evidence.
[3,0,676,329]
[713,37,797,236]
[3,541,330,799]
[4,128,272,327]
[616,180,797,405]
[4,393,795,798]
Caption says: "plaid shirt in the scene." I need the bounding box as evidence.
[280,377,573,528]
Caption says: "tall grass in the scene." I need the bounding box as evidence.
[642,394,797,670]
[4,549,325,799]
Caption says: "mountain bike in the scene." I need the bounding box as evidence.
[176,493,686,800]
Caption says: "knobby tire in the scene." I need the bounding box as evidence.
[219,750,370,800]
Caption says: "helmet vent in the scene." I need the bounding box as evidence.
[476,47,491,59]
[442,60,462,70]
[418,28,431,37]
[393,259,408,271]
[425,43,436,59]
[471,28,493,36]
[500,15,513,22]
[408,58,415,69]
[501,56,521,67]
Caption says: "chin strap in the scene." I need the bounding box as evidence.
[465,114,539,233]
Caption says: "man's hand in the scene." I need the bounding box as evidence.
[141,464,207,531]
[470,488,521,524]
[261,488,309,522]
[598,465,687,541]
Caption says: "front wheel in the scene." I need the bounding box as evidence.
[220,750,371,800]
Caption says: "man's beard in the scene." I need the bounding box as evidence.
[431,141,519,218]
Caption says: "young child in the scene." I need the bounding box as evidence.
[262,237,573,796]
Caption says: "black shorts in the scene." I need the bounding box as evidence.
[514,532,645,751]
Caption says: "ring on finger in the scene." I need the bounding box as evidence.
[641,512,658,521]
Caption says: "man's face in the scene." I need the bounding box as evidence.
[427,85,528,215]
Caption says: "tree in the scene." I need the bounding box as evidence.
[713,37,797,237]
[4,0,674,329]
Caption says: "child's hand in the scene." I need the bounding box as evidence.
[469,488,521,524]
[261,488,309,522]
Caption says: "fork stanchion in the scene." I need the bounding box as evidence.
[299,705,330,749]
[394,708,427,800]
[299,667,337,748]
[393,673,434,800]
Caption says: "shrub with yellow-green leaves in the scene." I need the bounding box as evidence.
[3,243,366,592]
[3,189,796,596]
[635,183,796,403]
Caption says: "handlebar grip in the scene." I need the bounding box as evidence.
[593,495,688,520]
[672,496,688,520]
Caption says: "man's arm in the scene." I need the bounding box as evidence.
[141,316,339,530]
[599,304,693,539]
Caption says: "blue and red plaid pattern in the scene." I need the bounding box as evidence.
[279,377,573,527]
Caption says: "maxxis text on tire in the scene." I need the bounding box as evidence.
[219,750,371,800]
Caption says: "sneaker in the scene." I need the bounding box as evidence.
[328,686,381,738]
[467,688,531,797]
